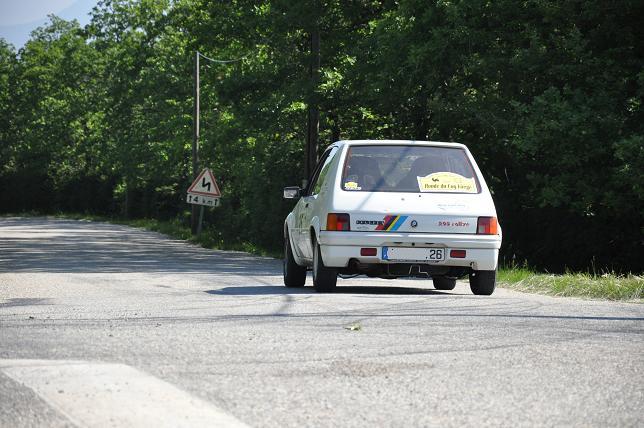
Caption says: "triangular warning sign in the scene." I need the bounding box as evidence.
[188,168,221,197]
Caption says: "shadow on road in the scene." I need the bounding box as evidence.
[0,298,53,308]
[207,286,310,295]
[0,217,281,275]
[207,285,459,296]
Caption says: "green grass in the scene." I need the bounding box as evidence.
[498,268,643,301]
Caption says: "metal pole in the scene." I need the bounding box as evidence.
[188,50,249,235]
[197,205,204,235]
[191,51,200,235]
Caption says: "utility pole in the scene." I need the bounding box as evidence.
[191,51,201,235]
[190,50,248,235]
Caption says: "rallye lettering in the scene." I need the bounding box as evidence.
[438,220,470,227]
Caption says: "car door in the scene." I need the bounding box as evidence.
[296,146,338,259]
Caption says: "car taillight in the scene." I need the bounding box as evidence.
[477,217,498,235]
[360,248,377,256]
[327,213,351,231]
[450,249,466,258]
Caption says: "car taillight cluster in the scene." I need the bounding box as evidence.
[327,213,351,231]
[477,216,498,235]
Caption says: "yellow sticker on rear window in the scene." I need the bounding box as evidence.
[417,172,477,193]
[344,181,361,190]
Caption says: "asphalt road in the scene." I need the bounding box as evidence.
[0,217,642,427]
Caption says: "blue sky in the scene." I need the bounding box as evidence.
[0,0,98,49]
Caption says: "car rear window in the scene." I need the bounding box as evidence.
[341,145,480,193]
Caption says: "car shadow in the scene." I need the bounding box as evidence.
[202,287,644,322]
[206,285,460,296]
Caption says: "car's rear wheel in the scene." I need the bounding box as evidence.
[283,232,306,287]
[433,276,456,290]
[469,269,496,295]
[313,240,337,292]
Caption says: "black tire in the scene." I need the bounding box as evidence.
[433,276,456,290]
[312,240,337,292]
[469,269,496,295]
[283,233,306,287]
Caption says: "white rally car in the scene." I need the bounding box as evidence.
[283,140,502,295]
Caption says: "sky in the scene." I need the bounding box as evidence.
[0,0,98,49]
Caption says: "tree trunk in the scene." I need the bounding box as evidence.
[330,112,341,143]
[123,180,132,218]
[306,22,320,180]
[413,89,430,140]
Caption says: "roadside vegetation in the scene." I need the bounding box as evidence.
[498,268,643,301]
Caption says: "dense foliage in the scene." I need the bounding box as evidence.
[1,0,642,272]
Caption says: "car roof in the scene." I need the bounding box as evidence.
[328,140,468,150]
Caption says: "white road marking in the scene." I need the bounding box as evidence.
[0,359,249,428]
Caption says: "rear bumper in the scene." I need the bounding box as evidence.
[318,231,500,271]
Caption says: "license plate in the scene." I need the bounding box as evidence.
[382,247,445,262]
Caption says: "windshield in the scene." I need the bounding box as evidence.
[341,145,480,193]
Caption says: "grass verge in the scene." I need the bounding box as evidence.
[498,268,643,301]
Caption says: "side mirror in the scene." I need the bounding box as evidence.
[283,186,301,199]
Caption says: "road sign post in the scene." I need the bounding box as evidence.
[197,205,204,235]
[187,168,221,235]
